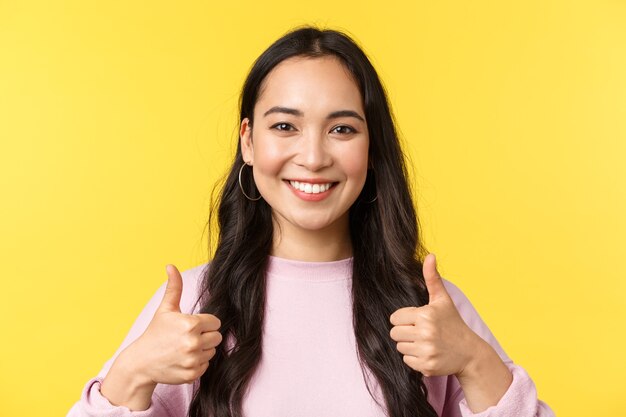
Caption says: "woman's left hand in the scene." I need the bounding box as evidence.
[389,253,484,378]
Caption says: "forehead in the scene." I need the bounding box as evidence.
[255,55,364,114]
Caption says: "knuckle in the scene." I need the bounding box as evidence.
[207,347,217,360]
[419,324,435,340]
[422,344,436,357]
[425,360,437,375]
[181,356,196,369]
[418,309,433,321]
[183,369,199,382]
[183,337,199,351]
[197,362,210,377]
[182,317,196,333]
[409,327,421,339]
[189,315,201,327]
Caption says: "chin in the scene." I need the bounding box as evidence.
[270,205,350,233]
[293,219,336,231]
[287,213,343,232]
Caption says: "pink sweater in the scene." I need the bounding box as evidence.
[67,256,555,417]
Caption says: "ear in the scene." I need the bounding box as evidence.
[240,117,254,164]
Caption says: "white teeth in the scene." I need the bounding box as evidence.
[289,180,333,194]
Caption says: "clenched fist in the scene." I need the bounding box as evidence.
[389,253,482,378]
[128,264,223,385]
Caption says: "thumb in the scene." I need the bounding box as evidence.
[158,264,183,313]
[423,253,449,304]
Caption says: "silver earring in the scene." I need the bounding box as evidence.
[238,163,262,201]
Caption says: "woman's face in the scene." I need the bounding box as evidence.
[240,55,369,234]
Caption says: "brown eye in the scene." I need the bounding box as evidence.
[331,125,356,135]
[272,122,295,131]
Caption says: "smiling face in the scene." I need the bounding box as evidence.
[240,55,369,239]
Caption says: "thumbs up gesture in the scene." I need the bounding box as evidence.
[389,254,482,378]
[127,264,223,385]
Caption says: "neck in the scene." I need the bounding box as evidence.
[270,214,352,262]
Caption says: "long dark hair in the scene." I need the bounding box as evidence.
[188,26,438,417]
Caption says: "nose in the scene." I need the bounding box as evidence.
[295,130,333,171]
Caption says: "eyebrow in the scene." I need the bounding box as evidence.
[262,106,365,122]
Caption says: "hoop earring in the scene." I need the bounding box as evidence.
[365,194,378,204]
[238,163,262,201]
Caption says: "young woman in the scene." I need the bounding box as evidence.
[68,26,555,417]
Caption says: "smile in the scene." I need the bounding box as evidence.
[289,180,333,194]
[284,179,338,202]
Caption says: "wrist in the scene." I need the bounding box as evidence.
[454,337,514,413]
[100,346,157,411]
[456,336,496,382]
[118,342,156,387]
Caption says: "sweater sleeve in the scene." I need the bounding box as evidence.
[66,264,207,417]
[439,279,556,417]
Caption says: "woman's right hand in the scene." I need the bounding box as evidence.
[126,264,223,386]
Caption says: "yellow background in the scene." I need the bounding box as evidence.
[1,1,624,416]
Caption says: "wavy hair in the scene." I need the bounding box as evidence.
[188,26,438,417]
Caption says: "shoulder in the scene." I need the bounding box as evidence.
[440,277,512,363]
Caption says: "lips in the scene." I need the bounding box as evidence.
[283,179,338,201]
[289,180,333,194]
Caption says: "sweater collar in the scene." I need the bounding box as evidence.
[266,255,353,282]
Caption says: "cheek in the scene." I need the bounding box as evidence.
[342,143,369,182]
[252,137,289,178]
